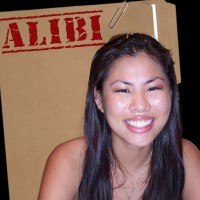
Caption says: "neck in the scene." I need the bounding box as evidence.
[113,143,153,172]
[112,149,152,200]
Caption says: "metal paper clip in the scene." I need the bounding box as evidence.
[108,0,128,29]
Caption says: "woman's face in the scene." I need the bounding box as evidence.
[94,53,172,148]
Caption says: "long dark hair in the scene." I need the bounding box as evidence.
[78,33,184,200]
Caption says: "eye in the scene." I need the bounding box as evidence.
[147,86,162,91]
[116,89,130,93]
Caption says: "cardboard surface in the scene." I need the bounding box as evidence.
[0,1,180,199]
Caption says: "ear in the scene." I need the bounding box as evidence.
[94,87,104,113]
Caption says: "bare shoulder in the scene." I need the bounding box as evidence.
[47,136,86,177]
[182,138,200,170]
[182,138,200,163]
[49,136,86,163]
[37,136,86,200]
[182,138,200,200]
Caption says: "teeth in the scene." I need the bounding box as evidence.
[126,119,152,128]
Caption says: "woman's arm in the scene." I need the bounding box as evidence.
[182,139,200,200]
[37,137,85,200]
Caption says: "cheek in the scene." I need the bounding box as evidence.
[151,95,171,114]
[103,96,126,115]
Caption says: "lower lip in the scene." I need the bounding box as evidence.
[125,121,154,134]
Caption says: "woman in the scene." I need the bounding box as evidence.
[37,33,200,200]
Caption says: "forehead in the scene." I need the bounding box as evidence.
[106,54,166,80]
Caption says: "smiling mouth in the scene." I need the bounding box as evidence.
[125,119,153,128]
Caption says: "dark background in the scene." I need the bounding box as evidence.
[0,0,199,199]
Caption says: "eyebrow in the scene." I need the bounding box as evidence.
[110,77,166,86]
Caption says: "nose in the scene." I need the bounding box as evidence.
[129,91,151,113]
